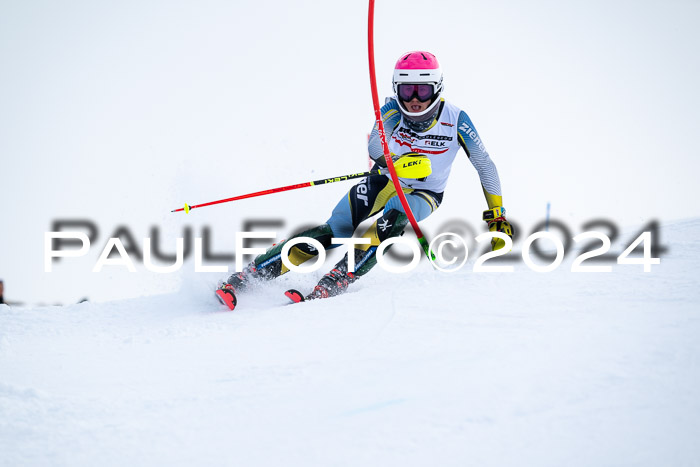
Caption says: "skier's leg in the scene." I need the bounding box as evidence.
[223,223,335,290]
[308,190,441,298]
[326,174,396,238]
[308,208,408,299]
[223,174,395,291]
[350,189,441,277]
[384,189,439,223]
[217,223,336,309]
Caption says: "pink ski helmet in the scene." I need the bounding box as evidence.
[392,51,444,119]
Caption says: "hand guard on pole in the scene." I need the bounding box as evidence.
[392,154,432,179]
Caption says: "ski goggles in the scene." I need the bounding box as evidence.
[397,83,435,102]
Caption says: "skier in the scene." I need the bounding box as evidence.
[216,51,513,309]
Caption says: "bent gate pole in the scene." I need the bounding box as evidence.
[367,0,433,259]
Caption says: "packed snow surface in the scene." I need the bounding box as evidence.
[1,218,699,466]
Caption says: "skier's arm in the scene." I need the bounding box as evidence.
[457,110,513,250]
[457,110,503,208]
[368,99,402,168]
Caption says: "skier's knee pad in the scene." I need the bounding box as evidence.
[374,209,409,242]
[253,224,334,277]
[345,209,408,278]
[289,224,334,255]
[283,224,335,271]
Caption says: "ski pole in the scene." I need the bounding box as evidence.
[171,154,432,213]
[172,170,378,214]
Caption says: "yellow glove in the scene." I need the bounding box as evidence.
[482,206,513,251]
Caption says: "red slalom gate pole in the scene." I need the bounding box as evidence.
[367,0,433,259]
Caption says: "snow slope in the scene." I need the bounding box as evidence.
[2,2,699,465]
[2,218,699,467]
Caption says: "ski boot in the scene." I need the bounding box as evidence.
[215,264,257,311]
[285,268,357,303]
